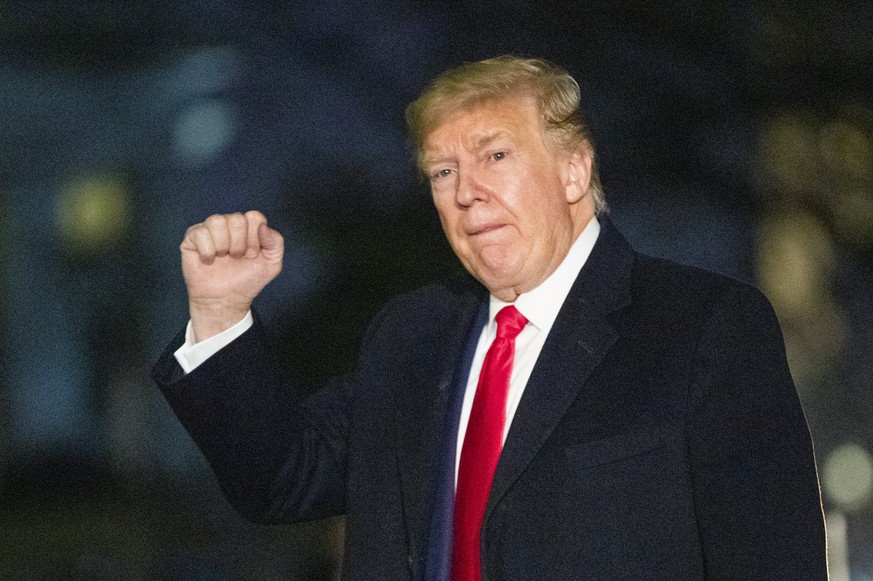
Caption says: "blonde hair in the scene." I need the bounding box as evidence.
[405,56,606,213]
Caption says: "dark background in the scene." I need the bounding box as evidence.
[2,1,872,578]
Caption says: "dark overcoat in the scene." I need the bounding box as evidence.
[153,219,827,580]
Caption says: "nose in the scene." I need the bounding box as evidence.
[455,167,488,208]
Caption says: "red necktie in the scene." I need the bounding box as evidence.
[452,305,528,581]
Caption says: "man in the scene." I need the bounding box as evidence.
[153,57,828,579]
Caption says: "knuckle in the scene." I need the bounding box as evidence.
[192,226,211,242]
[204,214,227,228]
[227,212,246,226]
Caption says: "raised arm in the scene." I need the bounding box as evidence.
[154,211,349,523]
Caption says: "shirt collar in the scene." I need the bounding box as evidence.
[488,216,601,334]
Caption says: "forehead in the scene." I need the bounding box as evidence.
[421,96,543,157]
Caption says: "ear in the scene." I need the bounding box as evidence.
[563,144,593,204]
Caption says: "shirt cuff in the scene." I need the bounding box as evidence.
[173,311,254,374]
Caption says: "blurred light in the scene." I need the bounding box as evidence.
[56,172,129,254]
[757,110,873,239]
[756,211,847,390]
[172,99,237,168]
[166,45,241,98]
[817,114,873,247]
[823,443,873,512]
[818,119,873,181]
[758,113,818,196]
[824,511,850,581]
[833,187,873,246]
[757,211,833,318]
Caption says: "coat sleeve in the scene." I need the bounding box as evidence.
[685,283,828,579]
[151,312,354,524]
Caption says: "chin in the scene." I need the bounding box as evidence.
[474,270,520,298]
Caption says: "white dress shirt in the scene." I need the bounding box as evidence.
[174,218,602,485]
[454,217,600,484]
[174,311,253,373]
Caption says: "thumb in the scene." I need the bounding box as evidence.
[258,221,284,261]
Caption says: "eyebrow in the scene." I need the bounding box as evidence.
[471,130,510,151]
[420,130,513,169]
[420,153,453,169]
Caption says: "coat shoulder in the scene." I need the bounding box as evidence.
[358,273,484,356]
[631,253,769,316]
[375,274,481,326]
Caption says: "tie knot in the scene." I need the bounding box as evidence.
[495,305,528,340]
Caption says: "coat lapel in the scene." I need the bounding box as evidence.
[485,218,635,523]
[391,278,487,571]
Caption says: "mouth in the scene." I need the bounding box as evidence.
[467,224,506,236]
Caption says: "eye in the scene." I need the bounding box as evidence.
[492,151,507,161]
[432,168,454,179]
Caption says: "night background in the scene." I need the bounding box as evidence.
[2,1,872,578]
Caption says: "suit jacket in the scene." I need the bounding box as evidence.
[152,218,828,580]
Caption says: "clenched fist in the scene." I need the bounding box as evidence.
[181,210,284,342]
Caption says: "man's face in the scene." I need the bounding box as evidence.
[421,95,594,301]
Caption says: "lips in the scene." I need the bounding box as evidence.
[467,223,506,236]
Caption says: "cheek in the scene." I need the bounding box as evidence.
[434,206,465,249]
[511,194,556,237]
[432,196,453,227]
[524,178,572,225]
